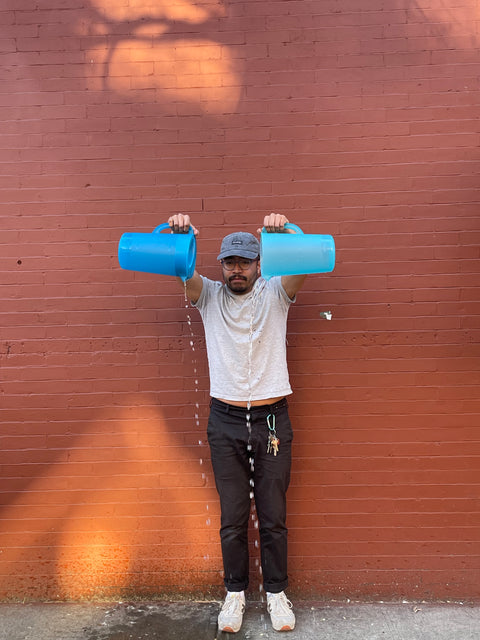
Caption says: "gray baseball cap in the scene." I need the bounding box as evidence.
[217,232,260,260]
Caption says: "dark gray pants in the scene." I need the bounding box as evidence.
[207,397,293,594]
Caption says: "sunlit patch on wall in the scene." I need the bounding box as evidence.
[104,39,242,113]
[84,0,240,114]
[0,398,218,599]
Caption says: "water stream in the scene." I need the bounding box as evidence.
[184,283,210,536]
[246,279,267,603]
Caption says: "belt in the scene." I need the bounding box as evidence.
[210,397,288,414]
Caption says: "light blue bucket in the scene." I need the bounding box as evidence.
[260,223,335,280]
[118,223,196,281]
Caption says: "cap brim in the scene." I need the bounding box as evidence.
[217,249,259,260]
[217,250,259,260]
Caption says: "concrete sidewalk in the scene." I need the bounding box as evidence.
[0,599,477,640]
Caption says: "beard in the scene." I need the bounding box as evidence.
[227,275,248,291]
[226,273,258,294]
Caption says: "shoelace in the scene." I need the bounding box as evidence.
[222,593,245,615]
[268,592,293,615]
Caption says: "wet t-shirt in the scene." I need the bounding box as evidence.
[193,276,294,402]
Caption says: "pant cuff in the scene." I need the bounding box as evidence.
[264,580,288,594]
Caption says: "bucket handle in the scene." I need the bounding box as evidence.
[261,222,304,235]
[153,222,195,235]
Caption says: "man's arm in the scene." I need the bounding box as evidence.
[168,214,203,303]
[260,213,308,300]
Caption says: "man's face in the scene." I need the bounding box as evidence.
[221,256,260,294]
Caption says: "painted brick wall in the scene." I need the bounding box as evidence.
[1,0,479,601]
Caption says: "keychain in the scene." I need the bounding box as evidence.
[266,413,280,456]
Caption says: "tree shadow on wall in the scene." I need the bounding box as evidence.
[79,0,243,114]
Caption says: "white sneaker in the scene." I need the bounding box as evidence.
[266,591,295,631]
[218,590,246,633]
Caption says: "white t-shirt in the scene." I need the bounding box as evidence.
[193,276,294,402]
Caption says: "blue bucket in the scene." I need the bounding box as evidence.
[260,223,335,280]
[118,223,196,281]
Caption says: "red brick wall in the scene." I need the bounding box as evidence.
[1,0,479,601]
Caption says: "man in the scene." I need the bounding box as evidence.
[168,212,307,633]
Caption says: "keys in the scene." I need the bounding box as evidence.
[267,433,280,456]
[266,413,280,456]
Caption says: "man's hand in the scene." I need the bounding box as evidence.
[168,213,199,236]
[167,214,203,302]
[258,213,292,234]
